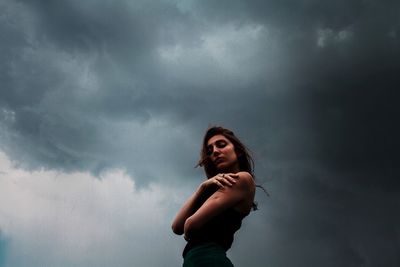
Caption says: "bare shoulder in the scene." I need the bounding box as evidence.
[236,171,255,191]
[233,172,255,213]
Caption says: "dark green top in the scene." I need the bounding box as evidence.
[183,207,247,257]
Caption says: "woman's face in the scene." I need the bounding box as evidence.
[206,134,240,173]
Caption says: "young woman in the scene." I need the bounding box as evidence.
[172,126,256,266]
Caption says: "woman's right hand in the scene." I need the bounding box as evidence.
[200,173,239,190]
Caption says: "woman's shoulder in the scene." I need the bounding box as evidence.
[235,171,255,190]
[232,172,255,214]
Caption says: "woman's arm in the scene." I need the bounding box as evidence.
[171,173,239,235]
[183,172,254,239]
[171,185,208,235]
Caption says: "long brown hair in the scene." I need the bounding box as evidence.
[197,126,263,210]
[197,126,255,178]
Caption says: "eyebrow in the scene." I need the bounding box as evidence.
[207,138,227,148]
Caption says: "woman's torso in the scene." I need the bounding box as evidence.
[183,206,249,257]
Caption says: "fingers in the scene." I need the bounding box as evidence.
[213,178,225,188]
[215,173,238,188]
[226,173,239,180]
[222,173,239,183]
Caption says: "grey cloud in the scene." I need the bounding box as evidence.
[0,0,399,266]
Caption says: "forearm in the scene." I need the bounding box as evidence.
[183,172,253,239]
[171,184,210,235]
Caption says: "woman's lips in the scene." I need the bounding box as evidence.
[215,157,224,164]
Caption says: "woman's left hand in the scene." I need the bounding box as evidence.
[199,173,239,191]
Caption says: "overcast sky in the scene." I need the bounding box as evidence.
[0,0,399,266]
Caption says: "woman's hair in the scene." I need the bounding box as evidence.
[197,126,269,210]
[197,126,255,179]
[197,126,263,210]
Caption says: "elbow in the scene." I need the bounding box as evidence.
[171,222,184,235]
[183,217,197,237]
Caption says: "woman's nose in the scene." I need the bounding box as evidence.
[212,147,221,156]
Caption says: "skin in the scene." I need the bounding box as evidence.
[171,134,255,240]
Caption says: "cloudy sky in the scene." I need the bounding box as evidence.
[1,0,399,266]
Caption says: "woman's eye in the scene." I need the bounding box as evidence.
[216,141,226,148]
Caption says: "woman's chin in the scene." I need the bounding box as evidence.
[215,162,226,169]
[216,163,240,174]
[216,163,233,173]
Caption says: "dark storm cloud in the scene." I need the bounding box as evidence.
[1,0,399,266]
[0,0,201,179]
